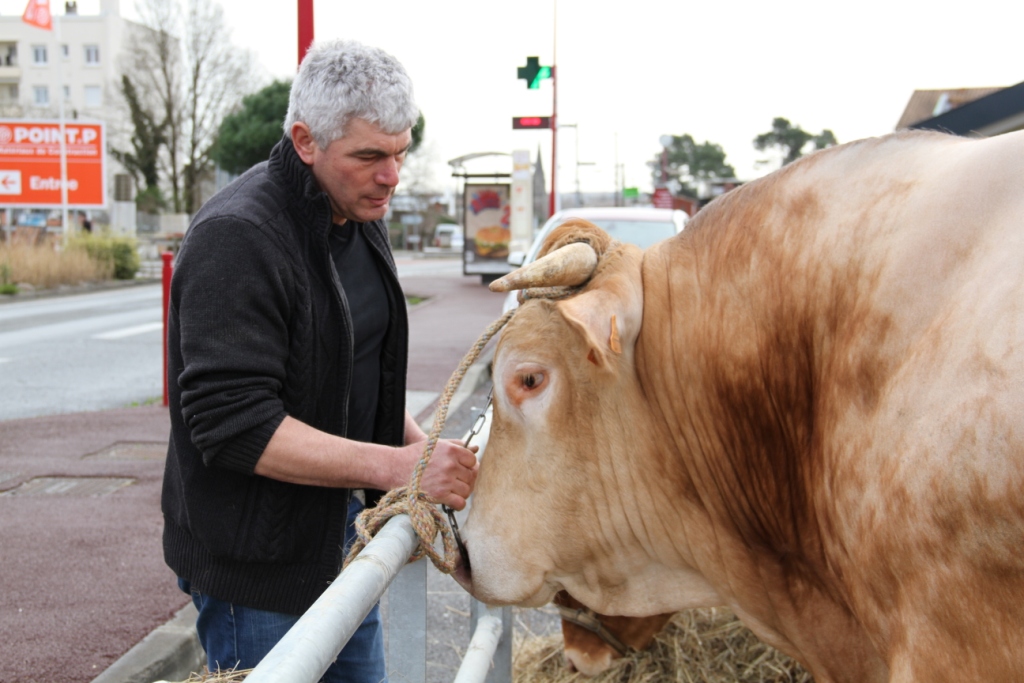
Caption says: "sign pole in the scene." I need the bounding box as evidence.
[55,13,69,244]
[549,0,557,217]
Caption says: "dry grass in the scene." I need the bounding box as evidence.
[174,669,253,682]
[514,608,812,683]
[0,242,111,290]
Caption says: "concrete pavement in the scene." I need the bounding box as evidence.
[0,255,516,683]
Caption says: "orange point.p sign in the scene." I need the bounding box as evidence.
[0,119,106,208]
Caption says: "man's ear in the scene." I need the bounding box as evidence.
[291,122,318,165]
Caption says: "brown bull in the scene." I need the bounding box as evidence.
[455,130,1024,682]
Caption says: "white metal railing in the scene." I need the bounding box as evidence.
[243,514,418,683]
[243,407,510,683]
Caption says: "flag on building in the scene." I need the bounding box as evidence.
[22,0,52,30]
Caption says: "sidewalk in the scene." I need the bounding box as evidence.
[0,264,510,683]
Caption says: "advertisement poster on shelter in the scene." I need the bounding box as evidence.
[463,183,510,265]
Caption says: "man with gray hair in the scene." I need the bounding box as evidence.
[161,39,479,681]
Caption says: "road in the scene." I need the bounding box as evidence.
[0,256,468,423]
[0,285,165,421]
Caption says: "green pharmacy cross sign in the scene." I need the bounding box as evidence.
[517,56,552,89]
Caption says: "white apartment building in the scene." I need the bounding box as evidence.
[0,0,129,127]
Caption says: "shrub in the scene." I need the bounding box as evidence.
[0,261,16,295]
[70,235,140,280]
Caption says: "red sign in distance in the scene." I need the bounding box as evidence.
[0,120,106,207]
[512,116,552,130]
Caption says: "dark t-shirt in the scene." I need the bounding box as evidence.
[328,222,389,443]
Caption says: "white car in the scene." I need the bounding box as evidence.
[433,223,465,251]
[502,206,687,313]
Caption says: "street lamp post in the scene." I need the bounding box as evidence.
[559,123,595,208]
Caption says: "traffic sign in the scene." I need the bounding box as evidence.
[652,187,674,209]
[512,116,552,130]
[0,120,107,207]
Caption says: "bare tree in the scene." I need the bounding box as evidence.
[181,0,256,213]
[119,0,256,213]
[122,0,182,211]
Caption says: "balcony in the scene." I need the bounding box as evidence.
[0,65,21,82]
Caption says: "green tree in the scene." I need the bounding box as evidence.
[650,134,735,197]
[211,80,291,176]
[111,75,167,210]
[753,117,837,166]
[410,112,424,154]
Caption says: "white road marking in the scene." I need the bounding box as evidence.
[92,321,164,340]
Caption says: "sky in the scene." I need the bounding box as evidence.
[6,0,1024,199]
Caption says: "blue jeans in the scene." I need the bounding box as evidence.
[180,496,386,683]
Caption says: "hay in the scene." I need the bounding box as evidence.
[513,608,812,683]
[166,668,252,682]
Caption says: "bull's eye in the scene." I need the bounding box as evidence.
[519,372,544,390]
[505,363,549,407]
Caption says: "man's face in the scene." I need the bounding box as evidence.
[293,118,412,225]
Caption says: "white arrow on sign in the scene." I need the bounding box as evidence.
[0,170,22,195]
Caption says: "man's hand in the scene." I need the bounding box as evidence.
[401,438,479,510]
[256,413,478,507]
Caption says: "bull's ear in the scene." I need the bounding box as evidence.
[558,285,642,370]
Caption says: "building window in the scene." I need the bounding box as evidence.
[84,85,101,107]
[33,85,48,105]
[63,85,70,101]
[84,45,100,64]
[32,45,47,65]
[62,44,69,60]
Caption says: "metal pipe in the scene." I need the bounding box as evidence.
[453,606,505,683]
[244,515,419,683]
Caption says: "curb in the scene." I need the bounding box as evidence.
[0,276,160,305]
[91,603,204,683]
[91,350,495,683]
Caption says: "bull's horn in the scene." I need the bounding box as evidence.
[489,242,599,293]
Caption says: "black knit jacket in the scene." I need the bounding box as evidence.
[161,136,409,615]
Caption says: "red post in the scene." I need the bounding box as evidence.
[549,64,557,218]
[298,0,314,66]
[161,251,174,408]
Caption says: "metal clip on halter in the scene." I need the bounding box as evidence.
[442,390,492,571]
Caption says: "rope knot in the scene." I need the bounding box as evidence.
[345,486,458,573]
